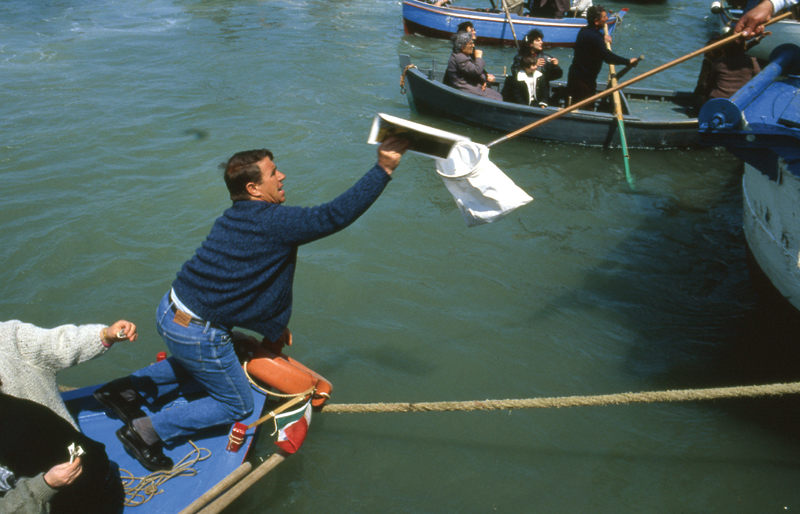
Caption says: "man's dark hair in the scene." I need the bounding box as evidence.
[222,149,274,201]
[457,21,474,32]
[520,55,538,69]
[586,4,606,25]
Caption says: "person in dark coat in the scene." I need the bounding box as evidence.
[0,393,124,514]
[503,29,563,106]
[527,0,570,19]
[443,32,502,100]
[566,4,639,109]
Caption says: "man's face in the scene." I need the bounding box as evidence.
[252,156,286,204]
[468,27,476,39]
[594,11,608,27]
[531,37,544,52]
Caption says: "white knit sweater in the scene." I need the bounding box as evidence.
[0,320,108,430]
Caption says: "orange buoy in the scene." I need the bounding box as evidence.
[238,338,332,407]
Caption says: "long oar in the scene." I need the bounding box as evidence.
[484,10,793,148]
[500,0,520,49]
[603,24,634,189]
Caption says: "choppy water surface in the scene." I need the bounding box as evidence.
[2,0,800,512]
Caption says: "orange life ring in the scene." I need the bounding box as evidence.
[240,340,332,407]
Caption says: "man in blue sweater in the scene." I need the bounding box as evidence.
[94,137,410,471]
[566,4,639,110]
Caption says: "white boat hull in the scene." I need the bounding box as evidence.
[743,161,800,310]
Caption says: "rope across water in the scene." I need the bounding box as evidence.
[318,382,800,414]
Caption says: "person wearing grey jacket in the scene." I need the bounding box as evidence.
[443,32,502,100]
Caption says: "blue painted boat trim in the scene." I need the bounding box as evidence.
[698,44,800,180]
[402,0,625,47]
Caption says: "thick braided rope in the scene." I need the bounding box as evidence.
[319,382,800,414]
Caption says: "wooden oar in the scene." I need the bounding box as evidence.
[177,462,252,514]
[484,10,793,148]
[603,24,634,189]
[500,0,520,49]
[195,452,288,514]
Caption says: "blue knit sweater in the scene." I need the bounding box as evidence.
[172,164,391,341]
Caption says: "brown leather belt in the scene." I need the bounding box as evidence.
[169,302,229,331]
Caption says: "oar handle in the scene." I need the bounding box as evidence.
[485,10,793,148]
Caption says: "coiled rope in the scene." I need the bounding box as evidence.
[120,441,211,507]
[318,381,800,414]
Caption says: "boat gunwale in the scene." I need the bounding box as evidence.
[404,63,698,128]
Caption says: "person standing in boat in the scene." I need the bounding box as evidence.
[527,0,570,19]
[565,4,639,110]
[443,32,502,101]
[93,137,410,472]
[503,28,562,106]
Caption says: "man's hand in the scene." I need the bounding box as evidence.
[262,327,292,355]
[377,136,411,176]
[44,459,82,489]
[629,57,640,67]
[735,0,773,37]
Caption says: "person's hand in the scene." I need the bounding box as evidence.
[629,57,640,66]
[377,136,410,176]
[262,327,292,355]
[44,459,82,489]
[103,320,138,346]
[537,58,546,67]
[486,73,495,83]
[734,0,773,37]
[604,35,612,44]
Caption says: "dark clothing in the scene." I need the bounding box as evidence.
[443,52,503,101]
[706,54,761,101]
[566,25,633,106]
[503,52,563,105]
[0,394,123,514]
[172,165,391,342]
[527,0,570,18]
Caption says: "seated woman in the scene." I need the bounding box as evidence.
[504,29,562,106]
[443,32,502,101]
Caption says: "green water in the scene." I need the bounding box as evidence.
[2,0,800,512]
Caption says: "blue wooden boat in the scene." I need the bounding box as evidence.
[399,54,699,148]
[62,369,270,513]
[699,43,800,311]
[402,0,627,47]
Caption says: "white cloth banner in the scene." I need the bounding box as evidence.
[435,141,533,227]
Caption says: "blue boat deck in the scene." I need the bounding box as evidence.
[63,384,269,513]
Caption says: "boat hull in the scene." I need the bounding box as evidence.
[743,161,800,310]
[402,0,625,47]
[400,56,699,149]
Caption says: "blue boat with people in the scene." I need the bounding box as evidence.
[402,0,627,47]
[699,43,800,311]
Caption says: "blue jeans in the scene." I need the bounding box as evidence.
[130,292,254,442]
